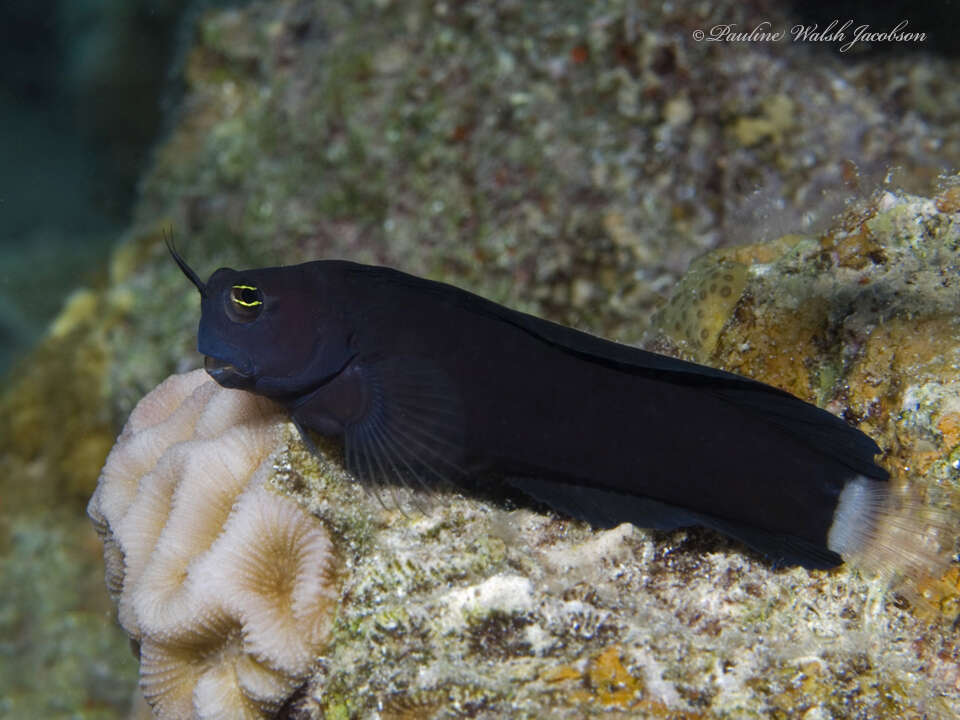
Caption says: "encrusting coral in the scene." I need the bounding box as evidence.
[87,370,339,719]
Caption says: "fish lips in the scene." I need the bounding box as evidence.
[204,355,256,389]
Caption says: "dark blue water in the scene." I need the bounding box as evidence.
[0,0,242,379]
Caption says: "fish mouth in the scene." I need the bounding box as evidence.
[204,355,254,389]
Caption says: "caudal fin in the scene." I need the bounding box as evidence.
[828,475,956,605]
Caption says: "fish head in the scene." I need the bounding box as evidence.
[167,238,351,400]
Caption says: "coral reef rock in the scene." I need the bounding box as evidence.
[650,186,960,538]
[272,188,958,719]
[87,370,339,719]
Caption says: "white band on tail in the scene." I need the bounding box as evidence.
[827,475,886,557]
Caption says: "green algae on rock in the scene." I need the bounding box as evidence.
[276,437,958,719]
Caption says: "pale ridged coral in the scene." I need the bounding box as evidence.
[87,370,339,719]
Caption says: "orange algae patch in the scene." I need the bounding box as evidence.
[540,645,703,717]
[934,185,960,214]
[936,413,960,450]
[587,646,643,707]
[716,296,829,403]
[540,645,641,709]
[819,223,886,270]
[845,316,960,450]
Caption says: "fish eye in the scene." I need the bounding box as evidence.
[226,283,263,323]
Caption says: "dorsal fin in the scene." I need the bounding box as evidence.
[342,262,887,481]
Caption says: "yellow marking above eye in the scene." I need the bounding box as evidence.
[231,285,263,307]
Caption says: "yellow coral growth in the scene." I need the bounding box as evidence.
[654,258,748,362]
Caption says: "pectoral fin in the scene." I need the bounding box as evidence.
[338,355,467,501]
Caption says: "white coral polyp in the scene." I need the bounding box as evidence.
[197,483,339,674]
[87,370,338,720]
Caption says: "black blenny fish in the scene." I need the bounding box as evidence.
[168,241,902,570]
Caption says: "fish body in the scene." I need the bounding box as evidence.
[171,250,890,569]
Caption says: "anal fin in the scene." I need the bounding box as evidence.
[506,476,842,569]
